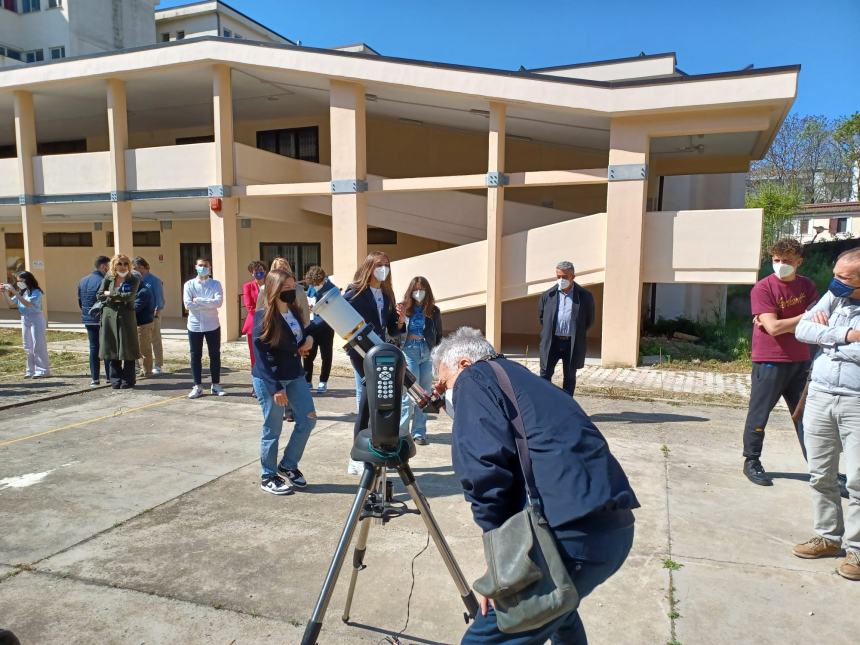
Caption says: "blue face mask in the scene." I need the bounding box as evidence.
[196,266,210,277]
[828,278,857,299]
[253,271,265,280]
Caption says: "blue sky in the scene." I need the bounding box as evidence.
[159,0,859,119]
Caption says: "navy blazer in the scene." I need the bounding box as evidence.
[251,309,313,395]
[538,283,595,371]
[451,358,638,535]
[343,286,400,339]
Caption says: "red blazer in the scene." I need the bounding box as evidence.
[242,280,261,335]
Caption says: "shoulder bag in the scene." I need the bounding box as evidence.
[471,360,580,633]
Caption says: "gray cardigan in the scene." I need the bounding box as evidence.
[795,291,860,397]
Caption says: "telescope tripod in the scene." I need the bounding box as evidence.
[301,452,478,644]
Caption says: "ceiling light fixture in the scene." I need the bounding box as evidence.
[398,117,423,126]
[469,109,490,117]
[365,93,378,102]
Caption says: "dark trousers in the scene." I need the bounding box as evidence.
[743,360,809,460]
[541,336,577,395]
[461,522,635,645]
[85,324,109,382]
[188,327,221,385]
[304,325,334,383]
[108,360,136,387]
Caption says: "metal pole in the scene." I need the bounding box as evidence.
[302,464,378,645]
[341,516,372,622]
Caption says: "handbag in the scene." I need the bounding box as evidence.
[472,360,580,633]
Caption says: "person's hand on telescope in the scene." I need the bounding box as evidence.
[274,390,289,407]
[298,337,314,358]
[479,594,495,616]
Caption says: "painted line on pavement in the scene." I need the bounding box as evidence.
[0,394,187,449]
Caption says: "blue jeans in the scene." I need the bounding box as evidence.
[188,327,221,385]
[461,522,635,645]
[253,376,317,479]
[85,324,109,382]
[403,340,433,437]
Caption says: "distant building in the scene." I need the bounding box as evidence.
[0,2,799,366]
[791,201,860,243]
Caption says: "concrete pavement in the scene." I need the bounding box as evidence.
[0,369,855,644]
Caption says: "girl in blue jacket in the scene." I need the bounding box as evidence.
[252,269,317,496]
[2,271,50,378]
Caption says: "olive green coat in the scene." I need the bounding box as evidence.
[97,274,141,361]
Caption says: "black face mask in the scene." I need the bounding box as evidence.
[279,289,297,304]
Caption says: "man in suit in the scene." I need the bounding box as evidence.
[538,260,595,395]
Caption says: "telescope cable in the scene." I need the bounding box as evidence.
[380,531,431,645]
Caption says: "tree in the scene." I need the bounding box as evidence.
[745,182,803,253]
[834,113,860,200]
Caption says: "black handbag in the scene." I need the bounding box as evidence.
[472,360,580,633]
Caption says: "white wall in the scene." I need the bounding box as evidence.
[652,172,749,322]
[68,0,157,55]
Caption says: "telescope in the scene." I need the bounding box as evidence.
[312,288,446,416]
[302,289,478,644]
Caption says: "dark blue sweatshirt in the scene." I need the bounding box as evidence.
[251,309,314,395]
[451,358,639,537]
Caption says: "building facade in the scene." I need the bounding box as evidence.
[0,3,798,366]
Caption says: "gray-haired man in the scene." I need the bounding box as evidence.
[792,247,860,581]
[538,261,595,395]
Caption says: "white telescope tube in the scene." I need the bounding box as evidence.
[312,289,383,355]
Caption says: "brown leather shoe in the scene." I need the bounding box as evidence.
[837,551,860,580]
[792,536,843,559]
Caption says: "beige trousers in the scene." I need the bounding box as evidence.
[152,315,164,367]
[138,322,154,375]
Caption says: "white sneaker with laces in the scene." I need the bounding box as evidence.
[317,381,328,394]
[347,459,364,476]
[188,385,204,399]
[152,366,162,375]
[211,384,226,396]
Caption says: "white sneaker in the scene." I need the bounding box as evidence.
[188,385,204,399]
[152,367,162,375]
[317,381,328,394]
[347,459,364,476]
[211,384,226,396]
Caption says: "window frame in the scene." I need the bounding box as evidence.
[49,45,65,60]
[176,30,185,40]
[24,48,44,63]
[47,0,60,8]
[43,232,93,248]
[255,126,320,163]
[2,1,18,12]
[21,0,39,12]
[223,28,232,37]
[106,230,162,248]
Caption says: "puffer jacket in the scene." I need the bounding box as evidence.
[795,291,860,397]
[78,270,105,325]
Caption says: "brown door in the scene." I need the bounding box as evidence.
[179,243,212,316]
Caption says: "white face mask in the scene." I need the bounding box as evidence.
[412,290,426,302]
[16,281,27,290]
[772,262,795,280]
[373,266,390,282]
[117,271,129,278]
[557,278,571,290]
[444,388,455,419]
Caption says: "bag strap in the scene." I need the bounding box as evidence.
[487,360,542,511]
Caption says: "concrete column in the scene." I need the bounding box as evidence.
[0,228,6,288]
[601,120,649,367]
[485,102,505,349]
[13,91,46,300]
[107,78,133,256]
[329,80,367,282]
[211,64,240,340]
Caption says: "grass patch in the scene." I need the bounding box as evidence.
[641,314,752,374]
[0,328,89,377]
[662,558,684,572]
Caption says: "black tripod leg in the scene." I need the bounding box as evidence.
[302,464,379,645]
[397,464,480,620]
[342,515,372,622]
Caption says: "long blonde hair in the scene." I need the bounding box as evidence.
[259,269,302,348]
[349,251,395,304]
[270,257,293,273]
[108,254,132,278]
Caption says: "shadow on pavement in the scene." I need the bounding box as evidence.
[768,471,810,482]
[344,621,453,645]
[591,411,709,424]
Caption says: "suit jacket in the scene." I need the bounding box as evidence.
[343,286,400,340]
[538,283,595,371]
[242,280,261,335]
[251,309,313,395]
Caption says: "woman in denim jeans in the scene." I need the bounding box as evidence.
[396,276,443,445]
[251,269,317,495]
